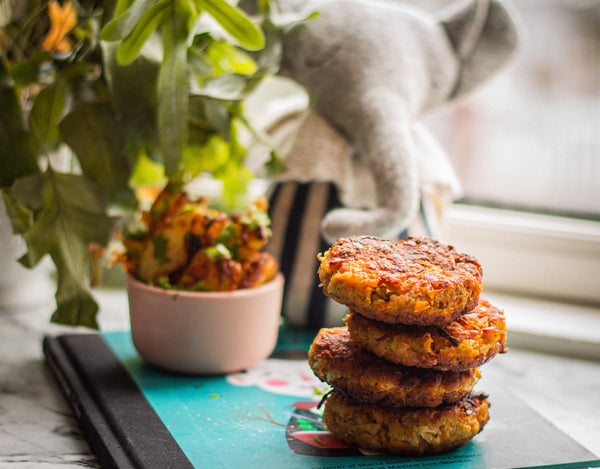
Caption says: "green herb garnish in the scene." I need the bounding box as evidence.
[204,244,232,262]
[152,234,170,265]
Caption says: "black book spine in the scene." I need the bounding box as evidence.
[43,334,194,469]
[43,335,135,469]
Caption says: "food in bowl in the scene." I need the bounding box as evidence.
[117,183,284,374]
[119,182,279,291]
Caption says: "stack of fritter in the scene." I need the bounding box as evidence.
[309,236,507,456]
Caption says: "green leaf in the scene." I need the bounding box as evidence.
[115,0,137,17]
[100,41,160,143]
[188,40,214,78]
[59,102,135,206]
[180,133,229,177]
[201,98,231,137]
[215,161,253,211]
[100,0,160,41]
[193,0,265,51]
[7,51,53,87]
[9,170,117,328]
[0,63,40,188]
[130,154,167,188]
[158,4,190,176]
[270,10,321,29]
[206,41,258,76]
[1,190,34,235]
[264,149,285,176]
[4,173,45,215]
[29,84,65,150]
[227,115,247,164]
[191,73,250,100]
[116,0,171,65]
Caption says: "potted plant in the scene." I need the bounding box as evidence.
[0,0,301,330]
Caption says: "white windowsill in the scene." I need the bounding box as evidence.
[486,290,600,361]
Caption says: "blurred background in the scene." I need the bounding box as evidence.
[422,0,600,221]
[247,0,600,308]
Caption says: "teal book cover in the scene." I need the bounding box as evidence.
[45,329,600,469]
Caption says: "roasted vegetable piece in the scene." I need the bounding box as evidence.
[178,249,242,291]
[143,182,198,235]
[240,252,280,289]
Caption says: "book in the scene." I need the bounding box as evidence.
[43,329,600,469]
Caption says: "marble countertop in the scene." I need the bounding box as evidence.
[1,286,600,468]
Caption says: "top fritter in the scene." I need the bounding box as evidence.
[318,236,483,327]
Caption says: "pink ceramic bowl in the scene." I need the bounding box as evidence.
[126,272,284,374]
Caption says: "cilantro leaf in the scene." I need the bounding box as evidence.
[152,234,170,266]
[204,243,231,261]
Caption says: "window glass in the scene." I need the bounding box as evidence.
[423,0,600,221]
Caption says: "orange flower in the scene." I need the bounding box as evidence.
[41,1,77,53]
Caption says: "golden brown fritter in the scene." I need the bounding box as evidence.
[346,299,507,371]
[318,236,483,327]
[309,327,480,408]
[322,391,490,456]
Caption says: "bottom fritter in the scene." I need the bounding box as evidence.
[323,391,490,456]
